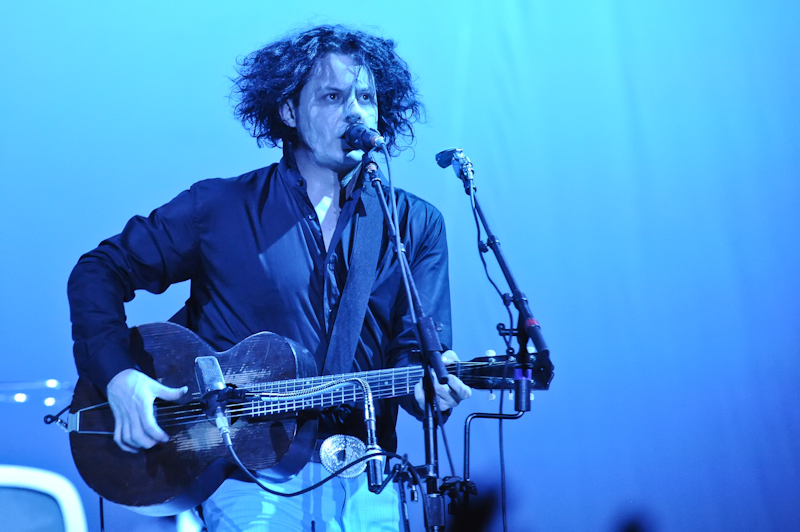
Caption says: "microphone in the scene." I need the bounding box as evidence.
[435,148,460,168]
[363,400,384,493]
[435,148,474,194]
[367,444,383,493]
[344,124,386,151]
[195,356,232,446]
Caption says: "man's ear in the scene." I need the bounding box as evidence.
[279,100,297,128]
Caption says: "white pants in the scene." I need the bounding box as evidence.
[201,462,401,532]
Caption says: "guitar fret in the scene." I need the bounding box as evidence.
[246,363,442,417]
[241,362,483,420]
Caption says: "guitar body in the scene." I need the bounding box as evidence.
[69,322,318,516]
[68,321,529,516]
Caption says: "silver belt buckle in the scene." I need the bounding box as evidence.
[318,435,367,478]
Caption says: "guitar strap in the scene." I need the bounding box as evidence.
[321,170,384,376]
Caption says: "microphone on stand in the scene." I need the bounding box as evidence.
[344,124,386,151]
[364,398,384,493]
[195,356,233,446]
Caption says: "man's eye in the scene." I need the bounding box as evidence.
[326,94,339,101]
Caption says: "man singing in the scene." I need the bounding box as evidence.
[68,24,470,531]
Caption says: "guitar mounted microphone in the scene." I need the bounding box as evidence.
[195,356,245,446]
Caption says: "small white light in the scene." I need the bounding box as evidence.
[44,397,56,407]
[45,379,59,389]
[14,393,27,403]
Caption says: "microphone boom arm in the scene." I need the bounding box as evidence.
[437,149,554,395]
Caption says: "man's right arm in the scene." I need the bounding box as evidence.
[68,188,199,451]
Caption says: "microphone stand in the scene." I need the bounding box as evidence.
[362,149,450,531]
[440,150,554,398]
[436,148,554,522]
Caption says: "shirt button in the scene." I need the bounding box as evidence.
[297,178,304,186]
[307,213,315,220]
[327,262,334,271]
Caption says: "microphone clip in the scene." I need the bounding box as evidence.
[435,148,475,194]
[200,386,246,419]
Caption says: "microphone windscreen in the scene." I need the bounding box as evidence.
[344,124,383,150]
[435,148,459,168]
[195,356,225,397]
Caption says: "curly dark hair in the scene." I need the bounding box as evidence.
[232,25,423,154]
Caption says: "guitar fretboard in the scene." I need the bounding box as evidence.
[245,364,436,416]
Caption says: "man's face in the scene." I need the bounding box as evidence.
[282,53,379,176]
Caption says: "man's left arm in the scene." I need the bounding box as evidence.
[385,195,471,418]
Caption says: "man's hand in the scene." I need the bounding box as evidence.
[414,350,472,412]
[106,368,188,453]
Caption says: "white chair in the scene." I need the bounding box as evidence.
[0,465,88,532]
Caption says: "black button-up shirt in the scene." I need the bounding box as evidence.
[68,155,451,450]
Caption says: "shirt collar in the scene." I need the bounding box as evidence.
[280,143,366,202]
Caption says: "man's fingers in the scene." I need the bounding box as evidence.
[441,349,461,363]
[129,416,162,448]
[113,414,137,453]
[119,419,141,453]
[415,358,473,412]
[115,400,161,449]
[141,400,169,444]
[143,383,188,443]
[155,384,189,402]
[414,380,426,411]
[446,375,472,401]
[106,370,187,452]
[431,375,472,411]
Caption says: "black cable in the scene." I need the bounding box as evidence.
[497,359,513,532]
[378,145,459,529]
[225,443,430,528]
[469,183,504,309]
[466,164,520,531]
[380,147,417,325]
[383,147,461,485]
[433,394,456,477]
[468,180,515,356]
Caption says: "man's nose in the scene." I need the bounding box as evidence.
[344,96,368,123]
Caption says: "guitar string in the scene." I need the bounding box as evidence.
[146,365,503,423]
[150,374,510,429]
[149,362,480,420]
[102,374,510,433]
[155,359,493,413]
[74,363,506,431]
[151,359,494,419]
[147,364,505,424]
[150,365,426,418]
[154,378,422,427]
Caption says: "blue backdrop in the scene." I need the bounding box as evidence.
[1,2,798,531]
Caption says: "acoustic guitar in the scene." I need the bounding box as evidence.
[68,322,518,516]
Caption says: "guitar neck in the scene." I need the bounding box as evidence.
[246,365,429,414]
[239,356,514,417]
